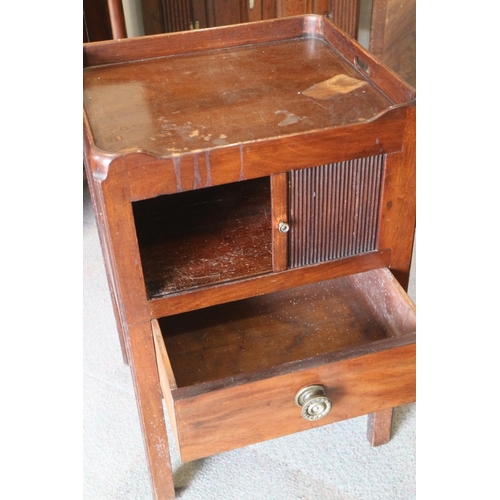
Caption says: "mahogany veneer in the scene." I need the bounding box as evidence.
[83,15,416,499]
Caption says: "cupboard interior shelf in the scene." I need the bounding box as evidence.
[133,177,273,297]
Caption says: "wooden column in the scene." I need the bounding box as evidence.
[97,158,176,499]
[378,105,416,291]
[127,322,176,499]
[107,0,128,39]
[367,408,393,446]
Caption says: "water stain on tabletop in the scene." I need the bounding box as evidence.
[301,74,367,99]
[212,134,228,146]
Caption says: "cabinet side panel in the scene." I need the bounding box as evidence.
[378,105,415,289]
[369,0,416,87]
[141,0,165,34]
[289,154,384,267]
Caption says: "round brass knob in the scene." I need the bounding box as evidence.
[295,385,332,421]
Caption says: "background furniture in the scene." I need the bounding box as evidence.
[140,0,361,38]
[84,0,415,86]
[83,0,127,41]
[369,0,415,87]
[83,0,113,42]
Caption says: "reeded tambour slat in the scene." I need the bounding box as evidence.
[331,0,360,39]
[289,155,385,267]
[164,0,192,32]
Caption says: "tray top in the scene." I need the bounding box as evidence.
[83,36,396,157]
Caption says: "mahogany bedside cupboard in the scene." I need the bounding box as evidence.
[83,15,416,500]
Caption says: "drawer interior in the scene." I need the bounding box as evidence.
[154,267,415,394]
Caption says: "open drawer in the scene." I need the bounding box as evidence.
[152,267,416,463]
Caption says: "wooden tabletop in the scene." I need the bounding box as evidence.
[83,36,395,157]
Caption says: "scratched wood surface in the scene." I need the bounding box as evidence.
[158,268,416,388]
[83,37,393,157]
[133,176,273,297]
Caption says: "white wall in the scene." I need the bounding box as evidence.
[358,0,373,49]
[122,0,145,37]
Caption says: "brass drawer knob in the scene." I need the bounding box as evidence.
[295,385,332,421]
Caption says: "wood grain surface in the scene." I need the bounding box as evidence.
[148,249,392,318]
[133,177,272,297]
[174,343,415,461]
[83,37,393,157]
[367,407,393,446]
[271,173,288,272]
[370,0,416,88]
[158,268,415,388]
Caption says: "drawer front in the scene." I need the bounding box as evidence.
[174,342,415,462]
